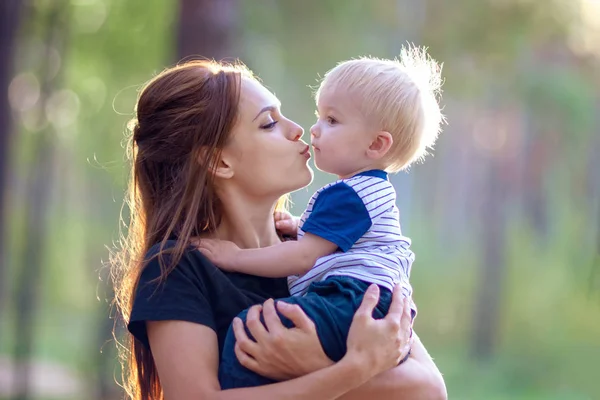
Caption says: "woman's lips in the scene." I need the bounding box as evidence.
[300,145,311,159]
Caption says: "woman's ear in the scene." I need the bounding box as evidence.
[366,131,393,160]
[212,157,234,179]
[198,147,234,179]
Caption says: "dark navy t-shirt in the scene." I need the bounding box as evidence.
[128,240,290,356]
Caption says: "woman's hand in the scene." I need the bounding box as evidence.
[232,283,412,383]
[344,284,413,379]
[232,298,333,380]
[274,211,299,238]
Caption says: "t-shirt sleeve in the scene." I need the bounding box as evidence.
[301,182,372,252]
[127,247,215,349]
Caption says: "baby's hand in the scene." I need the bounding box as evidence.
[274,211,299,238]
[196,238,241,271]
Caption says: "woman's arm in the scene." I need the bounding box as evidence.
[338,334,447,400]
[147,284,412,400]
[147,321,366,400]
[233,293,446,399]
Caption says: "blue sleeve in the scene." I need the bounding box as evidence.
[301,182,372,252]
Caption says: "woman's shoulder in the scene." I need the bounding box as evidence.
[137,240,224,292]
[129,240,222,348]
[144,238,197,259]
[140,239,289,301]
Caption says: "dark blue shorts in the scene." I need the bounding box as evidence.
[218,276,411,389]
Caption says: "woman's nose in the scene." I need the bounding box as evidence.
[290,121,304,141]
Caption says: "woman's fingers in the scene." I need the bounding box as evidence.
[385,284,405,321]
[401,297,412,331]
[385,286,413,336]
[232,297,330,380]
[234,341,261,372]
[276,301,315,332]
[355,284,380,321]
[407,333,415,348]
[232,317,260,356]
[345,285,416,376]
[262,299,285,336]
[400,342,411,360]
[245,304,269,343]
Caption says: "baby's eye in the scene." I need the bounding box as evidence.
[327,117,338,125]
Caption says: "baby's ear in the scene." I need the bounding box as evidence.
[366,131,393,160]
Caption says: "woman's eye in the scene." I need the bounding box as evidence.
[261,121,279,130]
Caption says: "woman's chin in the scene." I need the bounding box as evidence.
[302,164,314,185]
[288,164,313,193]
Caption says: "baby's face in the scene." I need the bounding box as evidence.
[311,87,377,178]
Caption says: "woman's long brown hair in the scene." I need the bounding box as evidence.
[110,60,287,399]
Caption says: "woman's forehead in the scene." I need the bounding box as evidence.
[240,78,279,117]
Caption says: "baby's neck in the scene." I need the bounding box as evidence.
[337,164,386,180]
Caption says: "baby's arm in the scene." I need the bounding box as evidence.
[199,181,374,276]
[197,233,337,277]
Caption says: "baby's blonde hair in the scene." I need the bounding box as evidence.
[315,45,444,172]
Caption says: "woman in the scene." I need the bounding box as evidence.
[111,59,447,400]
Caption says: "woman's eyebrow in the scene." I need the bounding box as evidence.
[252,105,277,121]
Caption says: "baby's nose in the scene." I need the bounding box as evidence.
[310,124,319,137]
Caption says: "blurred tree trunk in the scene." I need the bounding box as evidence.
[176,0,239,61]
[595,198,600,290]
[523,133,549,240]
[11,2,66,399]
[470,107,509,361]
[592,120,600,292]
[94,259,119,400]
[0,0,24,313]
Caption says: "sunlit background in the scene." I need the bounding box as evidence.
[1,0,599,399]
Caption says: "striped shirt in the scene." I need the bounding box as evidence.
[287,170,415,304]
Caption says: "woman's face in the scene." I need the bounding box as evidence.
[222,77,313,199]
